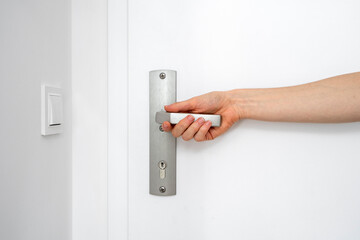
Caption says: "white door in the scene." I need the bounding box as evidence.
[112,0,360,239]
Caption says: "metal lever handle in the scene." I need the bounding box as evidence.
[155,111,221,127]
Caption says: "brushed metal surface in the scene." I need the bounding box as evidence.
[156,111,221,127]
[150,70,177,196]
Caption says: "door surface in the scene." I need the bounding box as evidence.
[127,0,360,239]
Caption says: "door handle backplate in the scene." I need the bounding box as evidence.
[149,70,221,196]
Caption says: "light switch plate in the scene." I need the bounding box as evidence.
[41,85,63,136]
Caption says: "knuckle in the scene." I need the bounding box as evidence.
[172,125,185,137]
[194,136,203,142]
[176,124,186,132]
[172,130,179,138]
[206,134,215,141]
[198,129,207,135]
[182,135,191,141]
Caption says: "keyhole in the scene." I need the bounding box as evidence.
[158,161,166,170]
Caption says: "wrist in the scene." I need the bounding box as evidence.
[226,89,257,120]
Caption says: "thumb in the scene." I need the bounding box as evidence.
[164,99,195,113]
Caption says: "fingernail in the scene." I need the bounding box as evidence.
[198,117,205,124]
[205,121,212,126]
[187,115,195,121]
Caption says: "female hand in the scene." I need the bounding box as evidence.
[162,91,242,141]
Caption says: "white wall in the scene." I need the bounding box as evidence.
[0,1,72,240]
[71,0,108,240]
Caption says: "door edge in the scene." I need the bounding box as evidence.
[108,0,129,239]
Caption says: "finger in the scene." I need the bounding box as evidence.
[165,99,196,113]
[181,117,205,141]
[161,121,172,132]
[194,120,212,142]
[207,121,232,140]
[172,115,195,138]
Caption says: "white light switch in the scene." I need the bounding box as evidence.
[48,94,63,126]
[41,86,63,135]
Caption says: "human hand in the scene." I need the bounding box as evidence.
[162,91,241,141]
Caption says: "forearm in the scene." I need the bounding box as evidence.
[231,72,360,123]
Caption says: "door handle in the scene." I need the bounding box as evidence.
[149,70,221,196]
[155,111,221,127]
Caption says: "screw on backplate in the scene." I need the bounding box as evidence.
[159,125,164,132]
[159,72,166,79]
[159,186,166,193]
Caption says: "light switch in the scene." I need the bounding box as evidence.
[41,86,63,135]
[48,94,63,126]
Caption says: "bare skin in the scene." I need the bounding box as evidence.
[162,72,360,142]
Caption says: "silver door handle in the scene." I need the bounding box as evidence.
[155,111,221,127]
[149,69,221,196]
